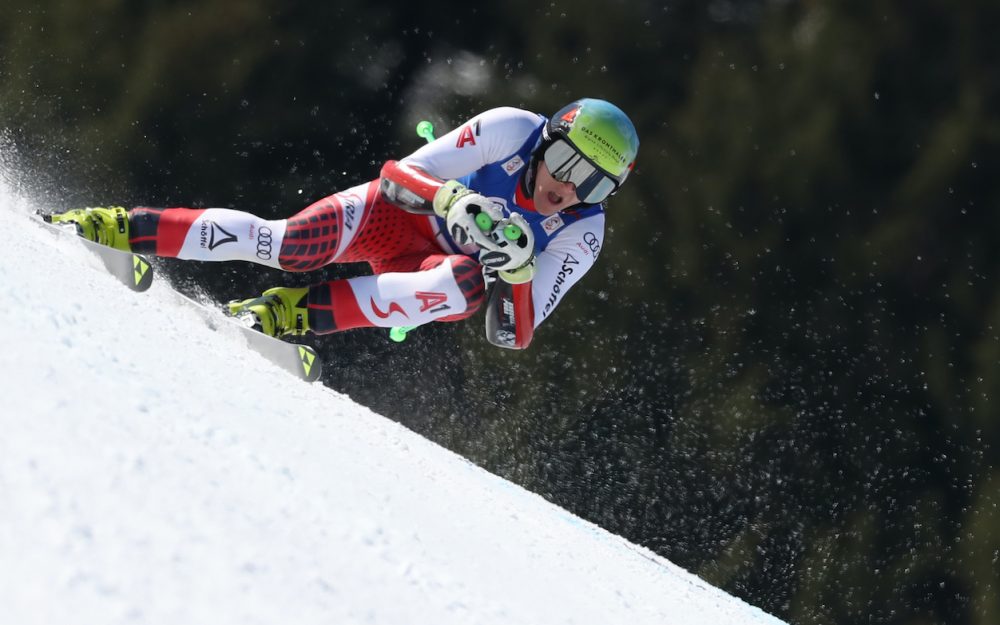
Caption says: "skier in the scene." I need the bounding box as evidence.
[48,98,639,349]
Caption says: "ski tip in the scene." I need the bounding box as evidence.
[300,346,323,382]
[129,254,155,292]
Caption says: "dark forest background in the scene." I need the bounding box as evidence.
[3,1,1000,624]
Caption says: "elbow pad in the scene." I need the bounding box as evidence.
[378,160,445,214]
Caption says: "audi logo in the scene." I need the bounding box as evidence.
[256,226,273,260]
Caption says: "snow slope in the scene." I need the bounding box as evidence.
[0,181,787,625]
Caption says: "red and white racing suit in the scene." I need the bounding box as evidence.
[127,107,606,349]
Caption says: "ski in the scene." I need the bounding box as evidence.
[35,211,319,382]
[35,212,154,292]
[170,290,323,383]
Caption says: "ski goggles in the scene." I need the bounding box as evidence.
[542,139,620,204]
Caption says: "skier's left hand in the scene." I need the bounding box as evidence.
[432,180,475,218]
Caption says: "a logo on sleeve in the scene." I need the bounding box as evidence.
[541,214,564,234]
[456,119,482,148]
[502,155,525,175]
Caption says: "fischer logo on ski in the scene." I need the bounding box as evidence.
[298,346,317,378]
[132,256,152,288]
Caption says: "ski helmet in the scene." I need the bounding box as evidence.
[540,98,639,204]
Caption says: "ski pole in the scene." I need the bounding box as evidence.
[390,121,437,343]
[389,325,418,342]
[416,120,436,143]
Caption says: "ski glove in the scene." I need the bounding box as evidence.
[432,179,475,218]
[434,183,536,280]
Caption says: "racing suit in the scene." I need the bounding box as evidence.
[127,107,606,349]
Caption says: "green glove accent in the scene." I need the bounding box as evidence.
[474,212,494,232]
[502,224,522,241]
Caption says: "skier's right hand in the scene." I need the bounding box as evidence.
[441,192,536,277]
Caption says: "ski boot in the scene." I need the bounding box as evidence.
[228,287,310,337]
[46,206,132,251]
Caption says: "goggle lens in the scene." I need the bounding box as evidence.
[543,140,618,204]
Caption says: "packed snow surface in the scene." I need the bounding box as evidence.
[0,181,787,625]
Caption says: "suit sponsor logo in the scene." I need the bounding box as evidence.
[541,214,564,234]
[255,226,273,260]
[456,120,481,148]
[416,291,450,314]
[542,253,580,317]
[370,297,408,319]
[341,193,362,232]
[575,231,601,258]
[502,155,525,175]
[201,220,237,250]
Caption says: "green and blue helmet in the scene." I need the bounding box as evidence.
[539,98,639,204]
